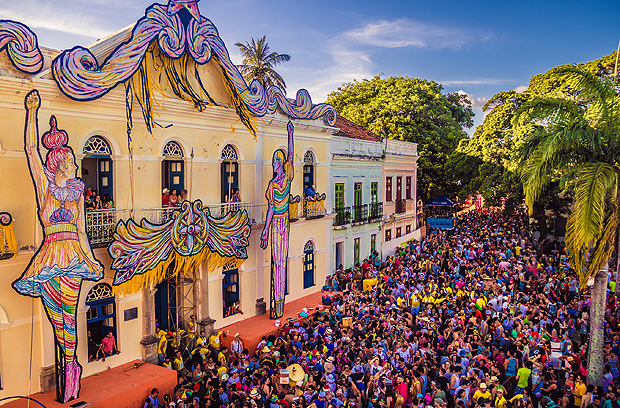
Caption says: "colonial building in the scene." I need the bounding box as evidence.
[0,17,332,398]
[381,139,423,256]
[330,117,384,271]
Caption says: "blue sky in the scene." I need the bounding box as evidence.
[2,0,619,132]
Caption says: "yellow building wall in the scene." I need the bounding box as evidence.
[0,68,332,396]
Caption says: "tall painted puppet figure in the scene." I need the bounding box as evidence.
[260,121,294,319]
[12,90,103,402]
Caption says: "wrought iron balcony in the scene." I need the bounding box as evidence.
[351,204,368,223]
[369,202,383,222]
[86,201,255,246]
[395,198,407,214]
[333,207,351,227]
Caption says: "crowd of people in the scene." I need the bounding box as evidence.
[146,210,620,408]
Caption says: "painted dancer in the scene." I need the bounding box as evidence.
[12,90,103,402]
[260,121,294,318]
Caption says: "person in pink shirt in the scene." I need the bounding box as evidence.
[100,331,118,361]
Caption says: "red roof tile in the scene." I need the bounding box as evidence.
[334,116,382,142]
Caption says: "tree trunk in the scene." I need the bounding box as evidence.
[587,263,608,386]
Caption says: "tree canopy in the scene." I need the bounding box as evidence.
[448,51,618,227]
[326,76,474,201]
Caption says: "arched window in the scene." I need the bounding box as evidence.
[85,283,117,361]
[303,241,315,289]
[221,145,239,203]
[82,136,113,202]
[303,151,315,195]
[162,141,185,196]
[222,261,240,317]
[83,136,112,156]
[163,141,183,158]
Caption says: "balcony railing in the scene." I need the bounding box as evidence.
[351,204,368,223]
[369,202,383,222]
[395,198,407,214]
[333,207,351,227]
[406,199,416,212]
[289,195,301,221]
[303,193,327,219]
[86,201,255,246]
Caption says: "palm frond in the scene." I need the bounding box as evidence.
[565,162,617,284]
[514,97,583,127]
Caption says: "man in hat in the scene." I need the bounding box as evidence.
[231,333,244,355]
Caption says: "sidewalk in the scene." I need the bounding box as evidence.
[219,290,331,352]
[3,360,176,408]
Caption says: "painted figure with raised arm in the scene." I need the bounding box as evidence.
[260,121,295,319]
[12,90,103,402]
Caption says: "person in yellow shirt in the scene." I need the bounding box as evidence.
[157,333,168,363]
[187,315,197,351]
[196,331,207,348]
[494,388,507,408]
[472,383,492,404]
[217,361,227,379]
[209,329,225,349]
[573,375,587,408]
[162,357,172,369]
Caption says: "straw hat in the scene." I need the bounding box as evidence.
[288,363,305,382]
[324,362,335,373]
[250,389,259,398]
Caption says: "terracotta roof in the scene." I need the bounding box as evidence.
[334,116,382,142]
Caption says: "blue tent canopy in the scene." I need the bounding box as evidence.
[426,195,456,207]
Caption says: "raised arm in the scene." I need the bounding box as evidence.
[287,121,294,163]
[24,90,48,205]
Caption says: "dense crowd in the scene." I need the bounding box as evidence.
[147,210,620,408]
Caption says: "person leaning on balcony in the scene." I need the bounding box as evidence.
[93,194,103,209]
[304,184,315,197]
[103,193,114,209]
[100,330,119,361]
[162,188,170,206]
[169,189,179,206]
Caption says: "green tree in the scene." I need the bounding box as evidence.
[515,65,620,386]
[451,51,619,220]
[326,76,474,200]
[235,35,291,90]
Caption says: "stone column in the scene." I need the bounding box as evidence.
[196,264,215,336]
[255,127,266,315]
[139,287,158,364]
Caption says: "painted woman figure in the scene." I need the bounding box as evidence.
[12,90,103,402]
[260,121,294,319]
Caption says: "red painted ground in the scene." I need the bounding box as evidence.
[3,360,177,408]
[219,290,333,352]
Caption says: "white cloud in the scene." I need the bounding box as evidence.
[0,0,141,41]
[457,90,488,109]
[345,18,488,49]
[514,85,528,93]
[284,43,374,102]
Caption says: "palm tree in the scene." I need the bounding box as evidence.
[514,64,619,386]
[235,35,291,90]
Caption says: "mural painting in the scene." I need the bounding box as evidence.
[260,121,295,319]
[12,90,104,403]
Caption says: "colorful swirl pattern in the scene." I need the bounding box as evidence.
[52,4,185,100]
[109,200,251,293]
[51,3,336,127]
[0,20,43,74]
